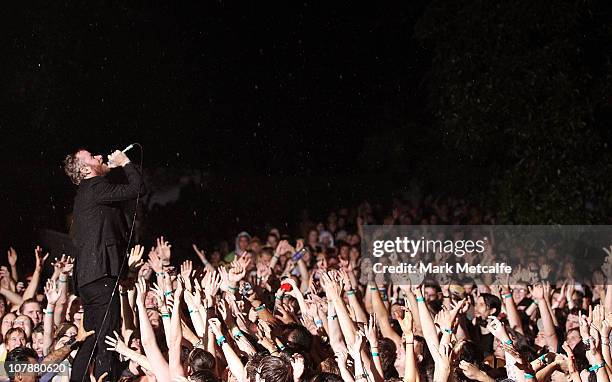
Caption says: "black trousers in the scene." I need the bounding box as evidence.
[70,277,120,382]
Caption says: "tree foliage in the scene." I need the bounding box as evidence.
[414,0,612,223]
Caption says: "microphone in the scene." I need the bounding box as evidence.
[122,144,134,153]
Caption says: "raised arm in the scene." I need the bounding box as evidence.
[135,277,170,381]
[22,246,48,302]
[94,157,144,203]
[169,278,186,380]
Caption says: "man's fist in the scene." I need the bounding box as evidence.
[107,150,130,168]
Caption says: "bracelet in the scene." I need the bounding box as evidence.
[442,295,451,299]
[233,331,244,339]
[156,272,166,276]
[502,293,513,299]
[588,362,605,372]
[161,313,170,319]
[443,328,453,334]
[254,304,266,312]
[315,319,323,327]
[58,278,68,283]
[532,300,539,306]
[45,310,53,315]
[504,339,513,345]
[216,336,227,346]
[194,339,203,348]
[228,285,238,292]
[371,352,380,357]
[188,309,195,314]
[328,315,338,320]
[370,287,378,291]
[164,291,173,297]
[524,373,534,379]
[416,297,425,302]
[347,290,356,296]
[273,254,280,259]
[538,354,547,364]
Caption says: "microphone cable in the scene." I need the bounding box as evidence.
[81,142,143,382]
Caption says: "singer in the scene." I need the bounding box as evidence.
[63,148,143,382]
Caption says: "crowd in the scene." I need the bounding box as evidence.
[1,197,611,382]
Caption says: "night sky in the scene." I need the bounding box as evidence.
[1,1,430,252]
[3,2,426,174]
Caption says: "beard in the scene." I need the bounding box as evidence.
[91,163,110,176]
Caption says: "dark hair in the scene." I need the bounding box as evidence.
[256,355,293,382]
[189,348,216,372]
[312,372,344,382]
[245,353,267,382]
[32,323,44,336]
[479,293,501,316]
[5,346,37,381]
[378,337,397,374]
[281,323,313,351]
[188,369,220,382]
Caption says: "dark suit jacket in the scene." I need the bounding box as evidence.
[71,163,144,292]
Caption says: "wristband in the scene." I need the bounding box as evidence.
[233,331,244,339]
[156,272,166,277]
[443,328,453,334]
[504,339,513,345]
[371,352,380,357]
[315,319,323,327]
[347,290,356,296]
[254,304,266,312]
[370,287,378,291]
[164,291,172,297]
[45,310,53,315]
[328,315,338,320]
[524,373,534,379]
[588,362,605,372]
[278,344,286,351]
[188,309,195,314]
[502,293,513,299]
[228,285,238,292]
[58,278,68,283]
[538,354,547,363]
[161,313,170,319]
[216,336,227,346]
[416,297,425,302]
[442,295,451,299]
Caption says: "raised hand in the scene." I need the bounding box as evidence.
[76,313,95,342]
[192,244,208,265]
[364,314,379,347]
[208,318,222,338]
[180,260,193,281]
[347,331,364,357]
[147,249,163,274]
[155,236,172,264]
[105,331,129,354]
[459,360,487,381]
[128,245,145,273]
[7,248,17,267]
[486,316,511,343]
[228,262,246,284]
[34,246,49,270]
[135,277,148,307]
[44,279,61,305]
